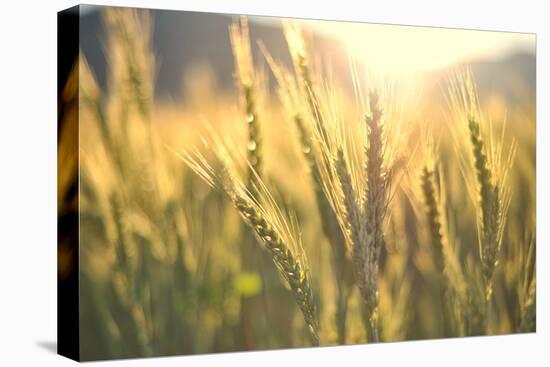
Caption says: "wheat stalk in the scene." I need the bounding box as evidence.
[336,149,362,260]
[283,23,328,145]
[274,27,353,343]
[519,275,536,332]
[230,17,262,199]
[174,144,320,345]
[420,163,455,336]
[104,7,154,120]
[420,167,446,274]
[359,91,390,342]
[227,180,320,345]
[447,70,517,333]
[468,118,503,300]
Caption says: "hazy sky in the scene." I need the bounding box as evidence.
[302,20,535,75]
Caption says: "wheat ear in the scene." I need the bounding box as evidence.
[468,118,501,300]
[176,145,320,345]
[225,181,320,346]
[420,167,445,274]
[361,91,387,342]
[420,165,455,336]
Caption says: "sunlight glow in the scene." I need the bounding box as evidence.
[306,21,535,76]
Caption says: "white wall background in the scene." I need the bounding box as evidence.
[0,0,546,365]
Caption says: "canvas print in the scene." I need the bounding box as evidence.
[57,4,536,361]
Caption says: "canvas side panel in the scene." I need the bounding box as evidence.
[57,5,80,362]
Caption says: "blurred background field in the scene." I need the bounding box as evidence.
[60,5,535,360]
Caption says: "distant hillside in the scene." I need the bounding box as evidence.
[470,52,535,103]
[424,51,535,107]
[80,6,535,104]
[80,6,347,100]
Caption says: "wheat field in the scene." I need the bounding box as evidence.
[58,7,536,360]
